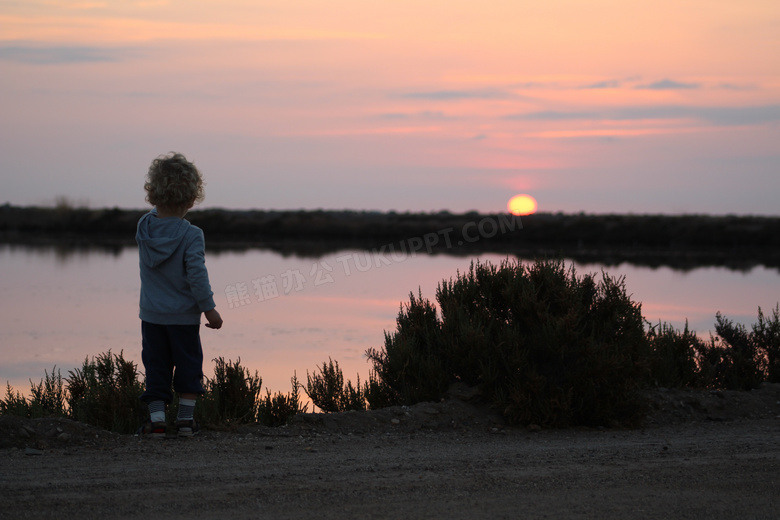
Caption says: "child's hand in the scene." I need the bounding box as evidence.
[204,308,223,329]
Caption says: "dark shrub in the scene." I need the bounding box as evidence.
[0,384,30,417]
[66,351,146,433]
[367,294,447,405]
[199,357,262,425]
[363,370,397,410]
[753,305,780,383]
[2,353,310,432]
[306,358,367,412]
[29,368,67,418]
[367,258,649,428]
[692,308,780,390]
[646,321,706,388]
[258,374,308,427]
[712,312,763,390]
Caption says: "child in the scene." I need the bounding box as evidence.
[135,152,223,438]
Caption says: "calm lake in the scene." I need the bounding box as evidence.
[2,244,779,397]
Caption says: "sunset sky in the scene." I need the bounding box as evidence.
[1,0,778,214]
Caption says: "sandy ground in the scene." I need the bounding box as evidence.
[2,385,779,520]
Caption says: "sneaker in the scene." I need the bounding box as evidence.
[135,420,167,439]
[175,419,200,438]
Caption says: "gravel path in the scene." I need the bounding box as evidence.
[2,387,779,519]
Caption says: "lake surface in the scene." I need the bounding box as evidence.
[2,244,778,397]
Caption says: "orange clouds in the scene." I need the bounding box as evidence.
[1,0,778,213]
[0,14,383,45]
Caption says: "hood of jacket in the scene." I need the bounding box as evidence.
[136,209,193,268]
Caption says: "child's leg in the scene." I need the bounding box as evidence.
[168,324,205,422]
[140,321,175,420]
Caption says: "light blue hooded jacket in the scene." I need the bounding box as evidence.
[136,208,216,325]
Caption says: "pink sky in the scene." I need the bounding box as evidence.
[1,0,778,214]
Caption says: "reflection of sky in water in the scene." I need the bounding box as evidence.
[1,245,778,396]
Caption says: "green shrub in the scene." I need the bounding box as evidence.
[753,305,780,383]
[363,369,397,410]
[367,258,650,428]
[1,383,32,417]
[258,373,308,427]
[28,368,68,418]
[306,358,367,412]
[66,351,146,433]
[0,368,69,419]
[198,357,262,425]
[1,353,311,432]
[712,312,763,390]
[646,321,706,388]
[645,306,780,391]
[367,293,446,405]
[690,310,770,391]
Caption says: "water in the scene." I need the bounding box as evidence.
[1,244,778,396]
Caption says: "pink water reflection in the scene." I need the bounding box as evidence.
[1,245,778,398]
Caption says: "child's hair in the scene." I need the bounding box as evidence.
[144,152,205,209]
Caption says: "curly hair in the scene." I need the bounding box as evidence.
[144,152,205,209]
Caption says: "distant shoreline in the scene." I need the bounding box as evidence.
[2,204,780,269]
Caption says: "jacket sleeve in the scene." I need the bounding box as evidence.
[184,229,217,312]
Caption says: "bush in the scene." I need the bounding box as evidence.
[0,354,309,432]
[66,351,146,434]
[710,312,764,390]
[306,358,368,412]
[1,383,34,417]
[645,306,780,391]
[198,357,262,425]
[367,258,650,428]
[29,367,68,418]
[690,308,779,391]
[753,305,780,383]
[258,373,308,427]
[646,321,706,388]
[363,370,397,410]
[0,368,69,419]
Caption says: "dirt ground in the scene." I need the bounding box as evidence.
[2,384,779,519]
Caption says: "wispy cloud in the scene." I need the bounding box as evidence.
[506,110,597,121]
[636,79,700,90]
[506,105,780,126]
[717,82,759,91]
[579,79,622,89]
[0,44,135,64]
[378,111,453,120]
[511,81,562,90]
[612,106,780,126]
[400,89,512,101]
[672,106,780,126]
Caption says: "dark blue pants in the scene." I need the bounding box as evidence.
[140,321,205,404]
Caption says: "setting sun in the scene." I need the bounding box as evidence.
[508,194,538,216]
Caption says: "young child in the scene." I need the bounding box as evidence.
[135,152,223,438]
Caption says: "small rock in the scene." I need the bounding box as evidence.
[18,427,31,439]
[24,448,44,456]
[390,418,401,425]
[57,433,71,442]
